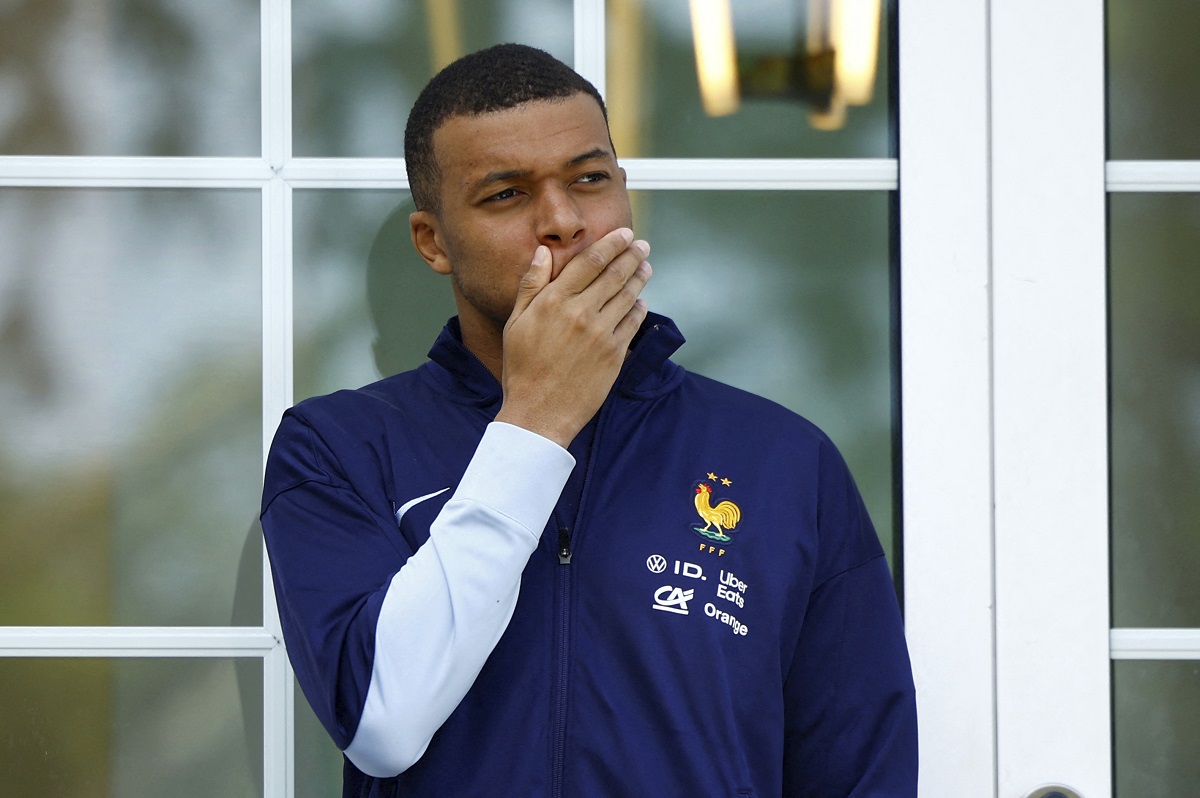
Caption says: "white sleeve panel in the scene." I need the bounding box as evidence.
[343,421,575,778]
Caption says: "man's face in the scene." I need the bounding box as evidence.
[410,92,633,336]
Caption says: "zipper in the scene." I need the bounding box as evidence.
[557,525,573,564]
[549,405,607,797]
[551,522,572,797]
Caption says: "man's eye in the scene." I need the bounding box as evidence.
[486,188,519,202]
[577,172,609,185]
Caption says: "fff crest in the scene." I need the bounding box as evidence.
[691,472,743,545]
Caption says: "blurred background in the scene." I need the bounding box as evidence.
[0,0,1196,795]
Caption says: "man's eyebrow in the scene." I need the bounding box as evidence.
[470,148,616,194]
[470,168,530,194]
[566,147,614,167]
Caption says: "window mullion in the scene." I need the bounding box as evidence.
[573,0,607,98]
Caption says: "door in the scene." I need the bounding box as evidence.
[904,0,1200,796]
[902,0,1112,794]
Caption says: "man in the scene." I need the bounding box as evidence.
[262,43,916,797]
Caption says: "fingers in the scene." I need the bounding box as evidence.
[508,245,553,322]
[537,226,653,340]
[583,237,650,307]
[555,230,651,311]
[552,227,636,294]
[598,257,652,327]
[613,296,651,343]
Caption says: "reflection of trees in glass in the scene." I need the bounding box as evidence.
[0,0,73,153]
[1107,0,1200,159]
[0,188,261,794]
[1106,15,1197,782]
[110,659,259,796]
[1110,193,1200,797]
[292,1,573,157]
[1,659,112,796]
[0,0,258,156]
[1115,662,1200,797]
[1111,194,1200,628]
[292,190,457,403]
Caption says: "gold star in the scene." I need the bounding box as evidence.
[707,472,718,481]
[721,477,732,486]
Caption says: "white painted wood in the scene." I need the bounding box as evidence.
[898,0,997,795]
[276,157,897,190]
[261,177,293,485]
[623,158,896,190]
[263,643,295,798]
[0,626,278,656]
[1106,161,1200,192]
[263,0,292,168]
[1110,629,1200,660]
[0,156,894,192]
[990,0,1110,795]
[261,1,294,792]
[573,0,607,98]
[0,156,272,186]
[277,158,409,187]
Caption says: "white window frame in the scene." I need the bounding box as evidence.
[9,1,1199,796]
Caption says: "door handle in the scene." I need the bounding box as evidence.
[1023,787,1081,798]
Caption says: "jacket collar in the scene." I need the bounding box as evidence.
[425,312,686,404]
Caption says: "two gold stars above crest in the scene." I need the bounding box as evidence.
[705,471,733,487]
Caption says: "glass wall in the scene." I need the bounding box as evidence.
[1107,0,1200,793]
[1,0,897,793]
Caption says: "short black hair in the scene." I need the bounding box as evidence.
[404,43,609,213]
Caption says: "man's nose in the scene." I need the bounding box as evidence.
[536,187,585,246]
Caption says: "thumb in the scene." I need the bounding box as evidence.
[510,245,552,319]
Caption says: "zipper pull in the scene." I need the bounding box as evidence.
[557,526,572,565]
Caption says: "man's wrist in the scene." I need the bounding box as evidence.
[493,405,577,449]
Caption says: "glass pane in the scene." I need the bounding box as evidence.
[292,1,573,157]
[638,190,897,562]
[1107,0,1200,159]
[0,657,261,798]
[606,0,892,159]
[0,1,260,156]
[0,189,263,626]
[294,678,345,798]
[1110,193,1200,627]
[292,190,457,402]
[1114,660,1200,797]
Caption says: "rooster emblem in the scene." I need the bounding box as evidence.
[693,481,742,543]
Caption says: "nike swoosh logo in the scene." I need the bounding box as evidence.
[394,487,451,525]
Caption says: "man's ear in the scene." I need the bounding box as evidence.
[410,210,452,275]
